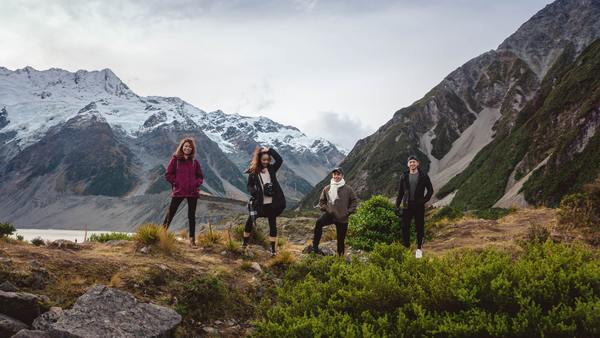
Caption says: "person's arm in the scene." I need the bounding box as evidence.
[318,187,328,211]
[348,187,358,215]
[268,148,283,172]
[195,160,204,186]
[424,175,434,203]
[165,157,176,185]
[395,175,405,209]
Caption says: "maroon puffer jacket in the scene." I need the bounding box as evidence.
[165,155,204,198]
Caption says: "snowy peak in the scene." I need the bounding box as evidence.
[0,66,136,104]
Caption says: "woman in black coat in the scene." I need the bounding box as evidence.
[243,146,286,255]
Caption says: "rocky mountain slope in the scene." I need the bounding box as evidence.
[300,0,600,210]
[0,67,345,228]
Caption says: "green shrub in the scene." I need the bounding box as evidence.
[254,241,600,337]
[16,234,24,241]
[88,232,132,243]
[177,275,249,322]
[473,208,514,220]
[347,195,402,251]
[31,237,45,246]
[0,222,16,238]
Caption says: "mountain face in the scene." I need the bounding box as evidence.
[300,0,600,210]
[0,66,345,227]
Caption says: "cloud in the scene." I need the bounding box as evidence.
[303,111,374,150]
[0,0,551,152]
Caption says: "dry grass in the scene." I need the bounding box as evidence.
[268,250,296,269]
[197,223,223,247]
[133,223,178,255]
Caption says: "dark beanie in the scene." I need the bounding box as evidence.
[331,167,344,175]
[407,155,419,162]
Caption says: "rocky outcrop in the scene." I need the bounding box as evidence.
[0,290,41,325]
[0,313,29,337]
[45,285,181,338]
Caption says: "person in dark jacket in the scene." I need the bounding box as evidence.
[244,146,286,256]
[312,167,357,256]
[163,137,205,247]
[395,155,433,259]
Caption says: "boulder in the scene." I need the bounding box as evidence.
[0,281,18,292]
[250,262,263,274]
[32,307,63,331]
[0,313,28,338]
[47,285,181,338]
[10,329,51,338]
[0,290,41,325]
[48,240,79,250]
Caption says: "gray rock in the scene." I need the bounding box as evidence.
[0,313,28,338]
[32,307,63,331]
[0,290,41,325]
[302,244,336,256]
[105,240,130,247]
[10,329,51,338]
[30,267,49,290]
[47,285,181,338]
[139,246,150,254]
[48,240,79,250]
[250,262,262,274]
[0,281,18,292]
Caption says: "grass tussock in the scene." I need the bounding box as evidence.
[133,223,178,255]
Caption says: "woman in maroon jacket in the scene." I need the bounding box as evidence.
[163,137,205,246]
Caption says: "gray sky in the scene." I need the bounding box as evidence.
[0,0,551,149]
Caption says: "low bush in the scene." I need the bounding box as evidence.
[0,222,16,238]
[88,232,132,243]
[255,241,600,337]
[31,237,45,246]
[176,274,250,322]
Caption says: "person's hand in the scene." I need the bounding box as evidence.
[261,147,270,152]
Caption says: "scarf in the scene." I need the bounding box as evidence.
[328,178,345,204]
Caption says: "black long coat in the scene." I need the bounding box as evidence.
[247,148,286,216]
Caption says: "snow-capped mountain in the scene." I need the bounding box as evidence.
[0,66,345,169]
[0,66,345,228]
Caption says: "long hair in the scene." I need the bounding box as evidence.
[174,137,196,158]
[246,146,270,174]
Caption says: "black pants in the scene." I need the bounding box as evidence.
[402,201,425,249]
[162,197,198,238]
[245,203,277,238]
[313,212,348,256]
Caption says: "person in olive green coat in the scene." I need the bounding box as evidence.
[311,167,358,256]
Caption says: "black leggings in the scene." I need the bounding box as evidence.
[162,197,198,238]
[313,212,348,255]
[401,202,425,249]
[245,203,277,238]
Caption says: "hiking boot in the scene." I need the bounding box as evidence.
[189,238,197,247]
